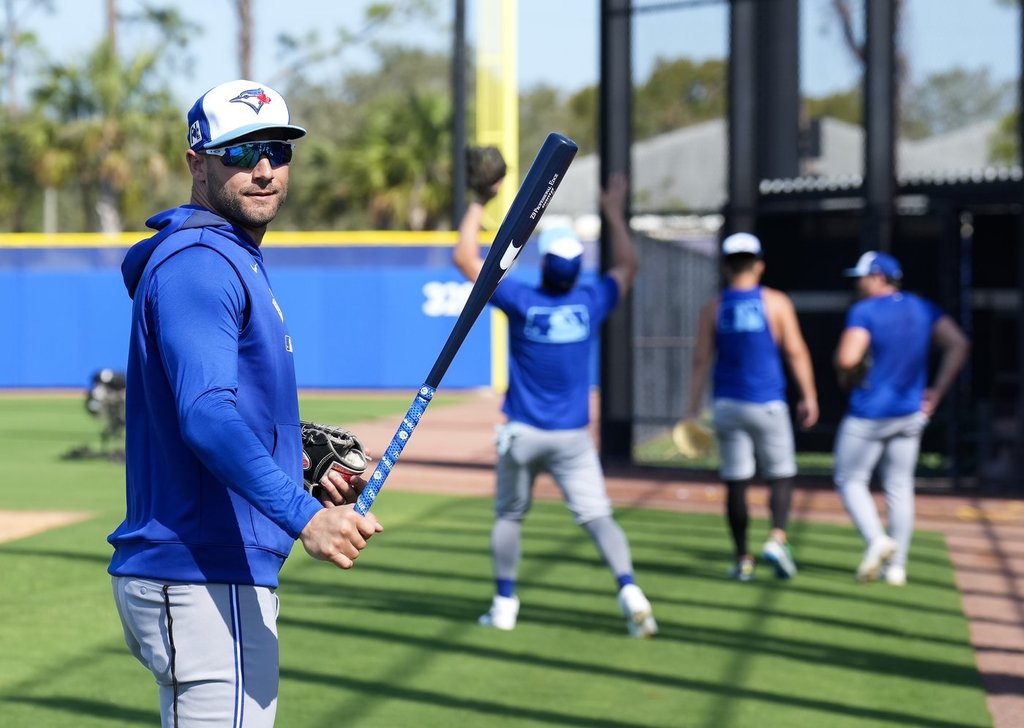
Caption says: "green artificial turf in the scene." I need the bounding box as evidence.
[0,396,992,727]
[634,429,951,476]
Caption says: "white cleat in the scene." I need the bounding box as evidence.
[857,536,898,583]
[478,595,519,631]
[762,538,797,579]
[882,563,907,586]
[617,584,658,638]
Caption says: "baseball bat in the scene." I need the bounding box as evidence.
[355,132,579,514]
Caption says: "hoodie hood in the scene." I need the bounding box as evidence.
[122,205,259,299]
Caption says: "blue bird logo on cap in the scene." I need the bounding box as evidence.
[230,88,273,114]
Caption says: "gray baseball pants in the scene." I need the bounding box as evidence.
[494,421,612,524]
[112,576,280,727]
[833,412,929,568]
[713,398,797,481]
[491,421,634,580]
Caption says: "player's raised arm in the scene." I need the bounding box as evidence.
[454,199,488,283]
[599,171,639,296]
[454,146,508,283]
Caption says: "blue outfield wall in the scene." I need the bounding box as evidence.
[0,233,601,390]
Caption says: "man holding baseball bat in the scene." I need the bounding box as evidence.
[454,158,657,638]
[107,79,382,727]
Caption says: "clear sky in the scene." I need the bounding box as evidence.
[14,0,1021,111]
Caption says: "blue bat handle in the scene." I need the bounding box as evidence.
[354,384,435,515]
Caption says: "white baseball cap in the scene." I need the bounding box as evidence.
[537,227,585,260]
[721,232,763,257]
[187,79,307,150]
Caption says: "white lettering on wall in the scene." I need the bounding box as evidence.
[422,281,474,317]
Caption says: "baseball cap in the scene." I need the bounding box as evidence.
[537,227,584,290]
[537,227,585,260]
[843,251,903,280]
[187,79,307,151]
[721,232,763,257]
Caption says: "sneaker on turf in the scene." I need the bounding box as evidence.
[617,584,658,638]
[882,563,907,586]
[857,535,898,582]
[727,556,755,582]
[762,538,797,579]
[478,595,519,630]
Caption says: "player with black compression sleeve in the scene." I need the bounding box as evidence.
[686,233,818,583]
[107,80,381,728]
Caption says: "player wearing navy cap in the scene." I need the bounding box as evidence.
[686,232,819,581]
[834,251,969,585]
[453,171,657,637]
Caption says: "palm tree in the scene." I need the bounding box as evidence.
[32,39,182,232]
[343,90,452,230]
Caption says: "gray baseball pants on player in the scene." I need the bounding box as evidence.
[492,421,634,579]
[112,577,280,727]
[833,411,929,568]
[713,398,797,481]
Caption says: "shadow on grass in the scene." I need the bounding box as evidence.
[283,665,658,728]
[279,579,980,690]
[1,695,156,725]
[279,616,985,728]
[0,544,110,566]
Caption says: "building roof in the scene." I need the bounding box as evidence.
[547,116,1015,218]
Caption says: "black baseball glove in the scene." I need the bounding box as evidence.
[300,420,369,499]
[839,353,872,391]
[466,145,507,201]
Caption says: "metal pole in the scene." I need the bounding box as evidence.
[599,0,633,461]
[727,0,758,235]
[862,0,896,252]
[451,0,467,226]
[1015,0,1024,490]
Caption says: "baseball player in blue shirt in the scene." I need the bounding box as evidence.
[834,251,969,585]
[453,171,657,638]
[686,233,819,581]
[108,80,382,727]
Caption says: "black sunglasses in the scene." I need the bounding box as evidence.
[203,140,294,169]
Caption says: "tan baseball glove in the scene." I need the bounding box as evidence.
[672,418,715,459]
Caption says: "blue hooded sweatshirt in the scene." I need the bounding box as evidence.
[108,205,321,588]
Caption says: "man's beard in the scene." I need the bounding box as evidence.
[207,181,286,229]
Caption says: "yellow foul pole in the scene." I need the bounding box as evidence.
[476,0,518,393]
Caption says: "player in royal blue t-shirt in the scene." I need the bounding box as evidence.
[453,171,656,638]
[834,251,969,585]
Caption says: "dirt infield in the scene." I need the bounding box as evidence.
[0,510,91,544]
[357,389,1024,728]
